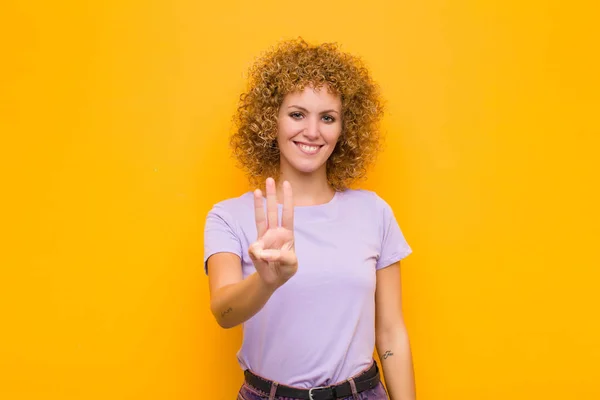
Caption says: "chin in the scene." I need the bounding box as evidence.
[292,164,323,174]
[285,159,326,175]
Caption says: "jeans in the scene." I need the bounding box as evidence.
[236,362,389,400]
[237,381,389,400]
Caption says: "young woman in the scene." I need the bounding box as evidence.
[204,38,416,400]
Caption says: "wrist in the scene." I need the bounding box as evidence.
[253,272,280,295]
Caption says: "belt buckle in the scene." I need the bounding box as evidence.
[308,386,327,400]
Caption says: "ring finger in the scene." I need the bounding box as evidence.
[266,177,278,229]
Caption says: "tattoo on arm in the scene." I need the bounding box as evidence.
[221,307,233,318]
[382,350,394,360]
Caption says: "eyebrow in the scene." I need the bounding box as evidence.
[288,105,339,115]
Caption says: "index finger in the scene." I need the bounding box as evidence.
[281,180,294,230]
[253,189,267,238]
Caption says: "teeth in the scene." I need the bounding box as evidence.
[298,144,319,152]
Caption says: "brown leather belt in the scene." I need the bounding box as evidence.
[243,361,381,400]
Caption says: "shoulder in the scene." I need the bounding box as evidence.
[339,188,391,212]
[206,191,255,221]
[339,189,399,233]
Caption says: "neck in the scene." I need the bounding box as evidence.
[276,164,336,206]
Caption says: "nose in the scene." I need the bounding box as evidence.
[303,117,320,140]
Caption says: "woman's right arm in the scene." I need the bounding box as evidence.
[207,252,276,329]
[207,178,297,329]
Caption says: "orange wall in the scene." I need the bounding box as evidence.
[1,1,599,399]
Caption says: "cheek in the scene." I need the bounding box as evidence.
[277,117,297,139]
[323,124,342,143]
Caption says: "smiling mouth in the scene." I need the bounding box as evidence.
[293,141,323,155]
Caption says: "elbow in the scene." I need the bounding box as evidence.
[217,320,235,329]
[210,303,238,329]
[376,323,409,347]
[215,316,237,329]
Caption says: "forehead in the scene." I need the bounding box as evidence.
[282,85,341,108]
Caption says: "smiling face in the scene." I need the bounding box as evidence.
[276,85,343,177]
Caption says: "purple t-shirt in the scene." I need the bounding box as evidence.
[203,189,412,388]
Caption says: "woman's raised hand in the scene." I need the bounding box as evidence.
[248,178,297,290]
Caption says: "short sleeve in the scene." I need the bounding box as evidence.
[376,195,413,270]
[203,204,243,275]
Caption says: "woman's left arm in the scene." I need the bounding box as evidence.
[375,261,416,400]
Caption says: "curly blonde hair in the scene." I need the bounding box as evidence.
[230,38,385,191]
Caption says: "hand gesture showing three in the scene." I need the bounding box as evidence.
[248,178,297,290]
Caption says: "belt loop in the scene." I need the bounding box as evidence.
[348,377,360,400]
[268,381,278,400]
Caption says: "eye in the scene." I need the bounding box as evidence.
[322,115,335,123]
[289,112,304,119]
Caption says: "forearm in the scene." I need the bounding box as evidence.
[376,327,416,400]
[210,272,276,328]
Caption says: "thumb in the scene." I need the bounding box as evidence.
[248,240,264,262]
[260,249,296,265]
[278,249,297,266]
[258,249,281,262]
